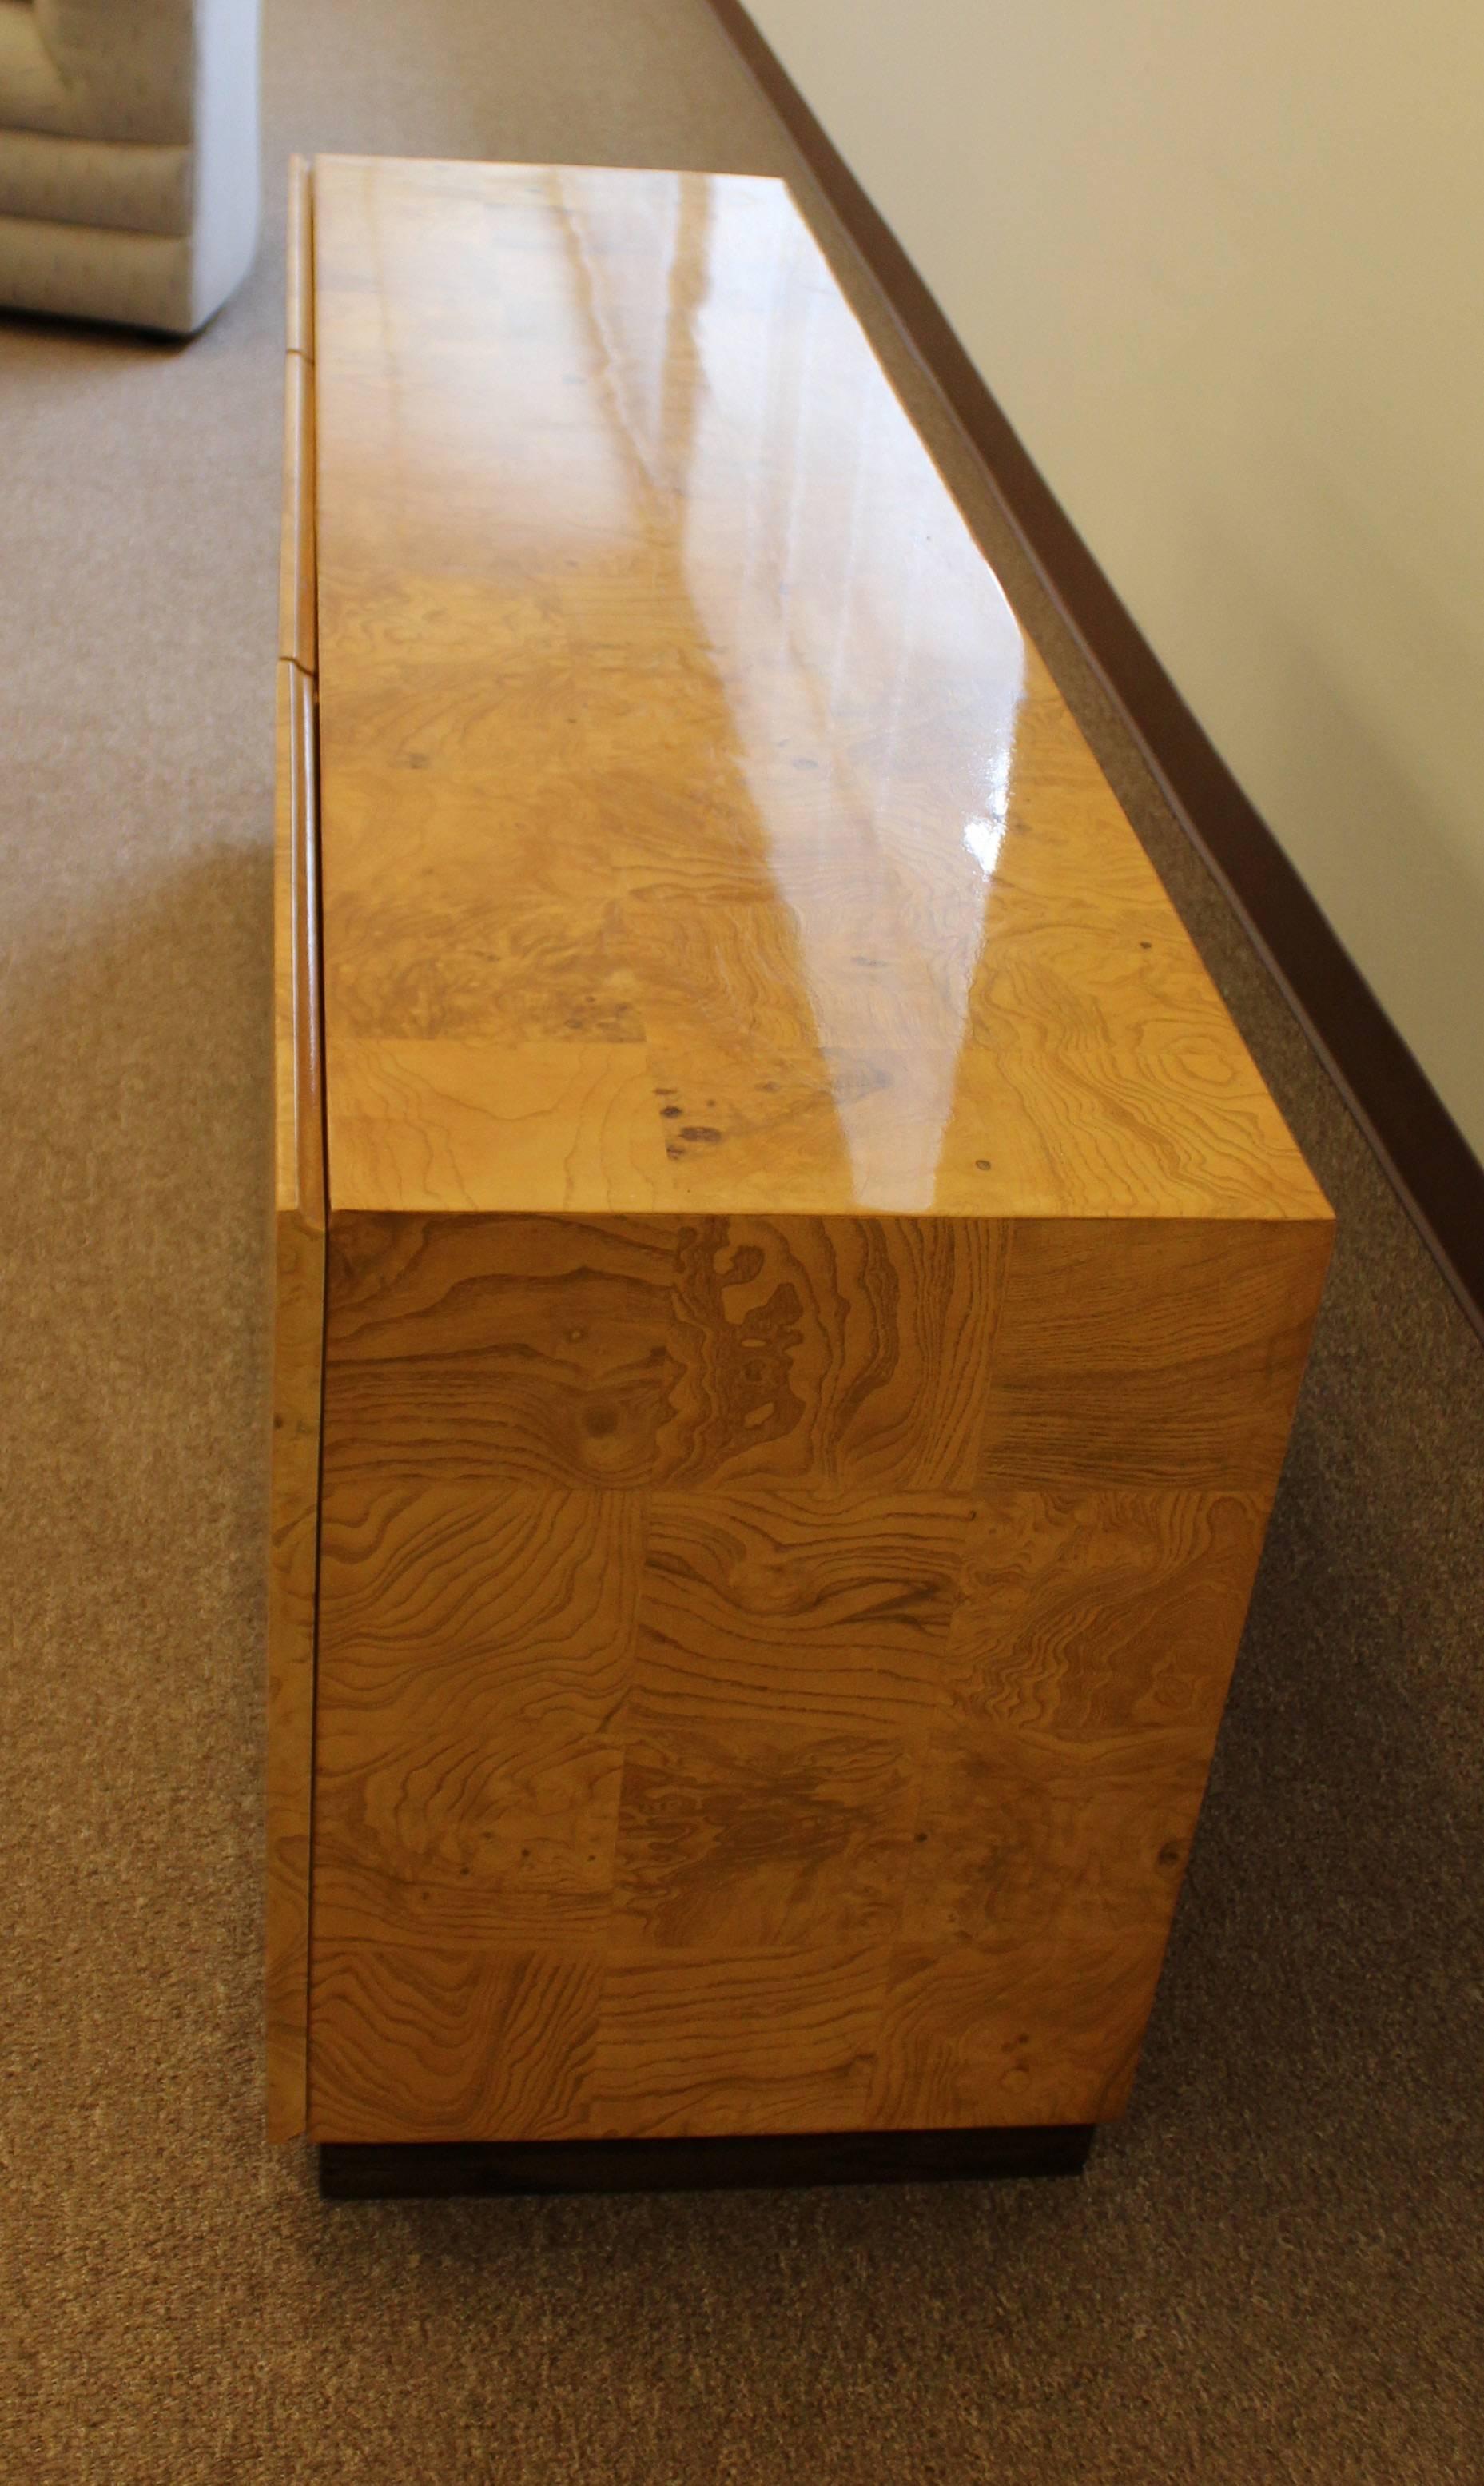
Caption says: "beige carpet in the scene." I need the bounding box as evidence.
[2,3,1481,2479]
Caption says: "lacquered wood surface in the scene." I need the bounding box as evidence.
[309,157,1327,1225]
[278,353,316,674]
[279,162,316,675]
[267,160,324,2138]
[268,655,325,2141]
[305,1207,1329,2143]
[285,153,313,361]
[288,157,1335,2149]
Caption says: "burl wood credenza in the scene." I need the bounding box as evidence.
[269,155,1332,2198]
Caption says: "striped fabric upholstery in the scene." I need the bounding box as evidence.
[0,0,259,333]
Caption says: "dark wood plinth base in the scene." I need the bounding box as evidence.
[318,2123,1095,2201]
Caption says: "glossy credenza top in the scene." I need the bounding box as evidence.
[308,155,1324,1226]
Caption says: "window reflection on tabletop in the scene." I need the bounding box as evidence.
[310,158,1321,1225]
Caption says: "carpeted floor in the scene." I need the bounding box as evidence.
[2,3,1481,2479]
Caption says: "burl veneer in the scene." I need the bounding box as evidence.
[268,157,1332,2149]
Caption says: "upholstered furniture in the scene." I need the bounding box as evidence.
[0,0,260,333]
[269,157,1333,2194]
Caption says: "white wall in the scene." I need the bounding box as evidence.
[746,0,1484,1155]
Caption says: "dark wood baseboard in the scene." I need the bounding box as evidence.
[319,2124,1095,2201]
[706,0,1484,1346]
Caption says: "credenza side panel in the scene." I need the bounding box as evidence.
[869,1213,1334,2127]
[304,1207,1328,2145]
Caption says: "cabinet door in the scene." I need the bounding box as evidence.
[267,158,324,2141]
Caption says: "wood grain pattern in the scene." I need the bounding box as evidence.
[866,1926,1162,2129]
[285,153,314,361]
[981,1218,1335,1492]
[278,349,316,673]
[603,1486,967,1974]
[308,1209,1002,2139]
[306,1203,1328,2143]
[594,1944,890,2139]
[267,656,324,2141]
[318,1209,1007,1495]
[280,162,316,675]
[312,1944,604,2145]
[308,156,1328,1225]
[266,150,321,2137]
[867,1486,1278,2126]
[272,663,322,1229]
[312,1482,639,1950]
[284,159,1336,2151]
